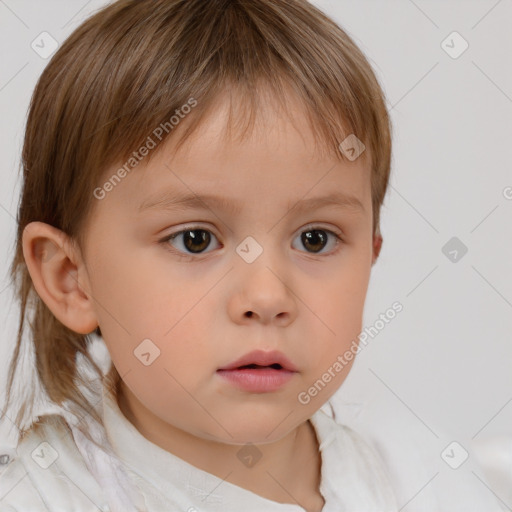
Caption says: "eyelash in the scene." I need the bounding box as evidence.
[159,224,344,261]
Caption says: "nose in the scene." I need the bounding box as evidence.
[227,253,297,327]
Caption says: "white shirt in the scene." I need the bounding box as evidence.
[328,384,508,512]
[0,350,506,512]
[0,376,399,512]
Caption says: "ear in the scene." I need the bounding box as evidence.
[22,221,98,334]
[371,233,383,266]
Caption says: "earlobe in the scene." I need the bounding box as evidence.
[22,221,98,334]
[371,233,383,265]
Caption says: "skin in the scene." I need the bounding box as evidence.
[22,92,382,512]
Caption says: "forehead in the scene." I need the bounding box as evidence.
[154,104,363,186]
[169,89,331,161]
[90,91,371,226]
[154,89,364,169]
[159,81,366,164]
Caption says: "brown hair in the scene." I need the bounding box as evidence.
[2,0,392,444]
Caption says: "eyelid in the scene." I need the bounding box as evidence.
[159,222,345,259]
[293,224,344,257]
[163,222,218,236]
[159,224,221,260]
[298,222,344,239]
[162,222,344,241]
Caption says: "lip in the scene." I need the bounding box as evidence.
[217,367,295,392]
[217,349,298,372]
[216,349,298,393]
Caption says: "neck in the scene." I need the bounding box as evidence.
[117,382,324,510]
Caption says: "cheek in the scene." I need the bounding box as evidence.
[312,257,370,323]
[297,273,369,407]
[99,279,215,377]
[89,241,198,327]
[301,260,371,367]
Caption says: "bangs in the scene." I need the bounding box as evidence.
[22,0,390,245]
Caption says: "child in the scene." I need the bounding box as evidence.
[0,0,503,511]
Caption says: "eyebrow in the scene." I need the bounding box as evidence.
[138,190,365,215]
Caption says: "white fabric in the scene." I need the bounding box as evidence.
[0,343,506,511]
[328,382,509,511]
[0,373,400,511]
[472,435,512,507]
[99,386,398,511]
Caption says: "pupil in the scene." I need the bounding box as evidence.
[180,230,327,254]
[302,230,326,253]
[184,230,210,253]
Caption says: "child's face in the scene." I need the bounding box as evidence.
[80,95,379,444]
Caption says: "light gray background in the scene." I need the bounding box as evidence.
[0,0,511,461]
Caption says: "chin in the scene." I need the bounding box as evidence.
[212,414,304,446]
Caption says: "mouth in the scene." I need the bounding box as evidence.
[236,363,284,370]
[216,363,296,392]
[217,349,298,373]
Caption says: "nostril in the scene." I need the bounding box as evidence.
[245,311,253,318]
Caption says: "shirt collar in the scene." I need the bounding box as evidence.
[100,379,396,511]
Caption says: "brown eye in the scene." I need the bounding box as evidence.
[301,230,328,253]
[182,230,211,253]
[163,228,219,255]
[292,227,342,255]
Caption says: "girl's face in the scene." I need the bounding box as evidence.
[79,95,378,445]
